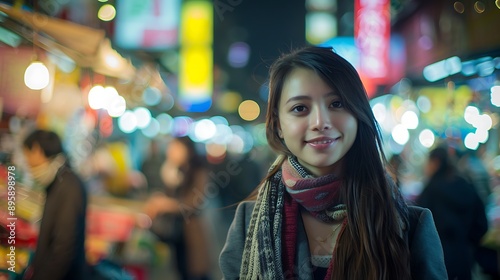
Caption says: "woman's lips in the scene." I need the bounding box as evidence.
[305,137,338,149]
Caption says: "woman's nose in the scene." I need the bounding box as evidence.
[311,107,332,131]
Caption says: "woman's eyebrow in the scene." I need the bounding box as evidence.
[285,95,311,105]
[285,92,337,104]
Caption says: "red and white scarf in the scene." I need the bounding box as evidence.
[240,156,347,279]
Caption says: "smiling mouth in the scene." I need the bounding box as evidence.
[308,139,334,144]
[306,137,339,144]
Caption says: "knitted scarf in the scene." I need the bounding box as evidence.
[240,156,346,279]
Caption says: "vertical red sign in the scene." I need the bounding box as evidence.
[354,0,390,81]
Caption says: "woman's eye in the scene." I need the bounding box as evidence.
[291,105,307,113]
[331,101,343,108]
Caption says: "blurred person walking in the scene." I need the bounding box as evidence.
[416,145,488,280]
[144,136,212,280]
[22,129,88,280]
[458,145,500,279]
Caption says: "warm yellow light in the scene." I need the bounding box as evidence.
[217,91,242,112]
[180,1,213,45]
[182,48,211,86]
[179,0,213,112]
[24,61,49,90]
[98,4,116,21]
[238,100,260,121]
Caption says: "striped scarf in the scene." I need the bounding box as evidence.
[240,156,345,279]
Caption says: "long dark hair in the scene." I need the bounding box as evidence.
[265,46,411,279]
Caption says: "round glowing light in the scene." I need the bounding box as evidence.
[401,111,419,129]
[193,119,217,142]
[133,107,152,129]
[107,95,126,117]
[98,4,116,21]
[227,42,250,68]
[172,117,193,137]
[227,134,245,154]
[142,87,162,106]
[474,1,485,13]
[157,113,173,135]
[217,91,242,112]
[118,110,137,133]
[24,61,49,90]
[238,100,260,121]
[142,118,160,138]
[88,85,105,109]
[229,126,254,154]
[418,129,435,148]
[491,85,500,107]
[464,106,480,124]
[103,86,119,111]
[476,129,489,143]
[416,96,431,113]
[306,12,337,44]
[212,124,233,144]
[210,116,229,125]
[454,1,465,13]
[464,133,480,150]
[477,114,493,130]
[391,124,410,145]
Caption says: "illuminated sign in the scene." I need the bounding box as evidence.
[354,0,390,81]
[114,0,180,50]
[178,1,213,112]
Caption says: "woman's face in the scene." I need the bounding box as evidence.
[166,140,189,166]
[277,68,357,176]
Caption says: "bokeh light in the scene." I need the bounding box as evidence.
[238,100,260,121]
[157,113,174,135]
[418,129,435,148]
[118,110,138,133]
[133,107,152,129]
[98,4,116,21]
[142,118,160,138]
[392,124,410,145]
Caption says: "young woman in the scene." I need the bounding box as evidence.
[144,136,213,279]
[219,46,448,279]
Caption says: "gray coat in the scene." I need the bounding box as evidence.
[220,201,448,279]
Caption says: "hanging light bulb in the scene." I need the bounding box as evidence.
[24,61,49,90]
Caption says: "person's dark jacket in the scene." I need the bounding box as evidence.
[31,164,88,280]
[416,174,488,280]
[220,202,448,279]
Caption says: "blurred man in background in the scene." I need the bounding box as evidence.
[22,129,88,280]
